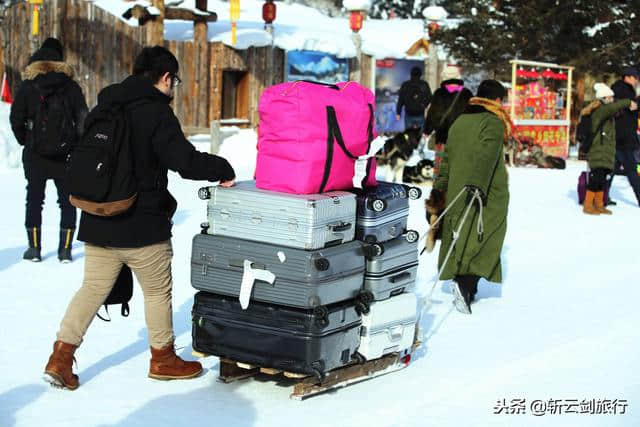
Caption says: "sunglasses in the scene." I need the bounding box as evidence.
[171,74,182,88]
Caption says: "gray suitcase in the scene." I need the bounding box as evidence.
[354,181,420,244]
[363,236,419,300]
[191,233,367,309]
[199,180,356,250]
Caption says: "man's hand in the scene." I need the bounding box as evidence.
[219,179,235,188]
[465,185,486,204]
[630,101,638,111]
[396,114,401,121]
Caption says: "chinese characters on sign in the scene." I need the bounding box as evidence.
[513,125,569,158]
[493,398,629,416]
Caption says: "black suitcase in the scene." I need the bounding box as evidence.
[354,181,421,244]
[192,292,362,379]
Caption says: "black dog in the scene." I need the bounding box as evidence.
[377,128,423,182]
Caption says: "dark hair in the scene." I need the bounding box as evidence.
[477,79,506,100]
[410,66,422,78]
[133,46,179,83]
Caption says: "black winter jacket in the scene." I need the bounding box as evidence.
[424,79,473,144]
[611,80,639,149]
[9,59,88,180]
[77,75,235,248]
[396,77,432,116]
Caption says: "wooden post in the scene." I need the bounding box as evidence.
[194,0,208,127]
[148,0,164,46]
[510,60,517,120]
[210,120,221,154]
[566,67,573,157]
[194,0,208,45]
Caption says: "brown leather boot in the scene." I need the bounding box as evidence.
[594,191,612,215]
[149,343,203,380]
[43,341,79,390]
[583,190,599,215]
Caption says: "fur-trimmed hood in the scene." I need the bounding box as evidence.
[22,60,74,81]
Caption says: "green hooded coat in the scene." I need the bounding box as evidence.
[433,104,509,283]
[587,99,631,170]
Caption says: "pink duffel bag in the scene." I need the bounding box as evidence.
[255,80,378,194]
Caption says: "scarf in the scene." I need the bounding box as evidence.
[468,97,514,140]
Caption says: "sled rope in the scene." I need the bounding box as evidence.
[416,188,483,339]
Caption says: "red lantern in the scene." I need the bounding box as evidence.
[262,0,276,24]
[350,10,364,32]
[542,68,555,79]
[516,68,527,78]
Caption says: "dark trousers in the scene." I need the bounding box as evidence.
[588,168,610,192]
[25,177,77,229]
[456,274,480,297]
[611,148,640,204]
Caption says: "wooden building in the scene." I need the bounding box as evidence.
[0,0,286,128]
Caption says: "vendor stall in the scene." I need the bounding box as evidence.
[509,59,574,158]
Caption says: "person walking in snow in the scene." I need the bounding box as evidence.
[43,46,236,390]
[396,66,432,131]
[425,80,511,314]
[9,38,88,263]
[582,83,635,215]
[423,66,473,244]
[607,67,640,206]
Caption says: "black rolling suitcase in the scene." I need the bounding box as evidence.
[192,292,362,379]
[354,181,421,244]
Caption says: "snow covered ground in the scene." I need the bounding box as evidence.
[1,126,639,426]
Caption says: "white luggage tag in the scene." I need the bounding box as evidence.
[239,260,276,310]
[353,136,386,188]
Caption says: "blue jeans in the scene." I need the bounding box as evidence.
[404,114,425,131]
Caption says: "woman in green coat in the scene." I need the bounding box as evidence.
[427,80,511,314]
[582,83,635,215]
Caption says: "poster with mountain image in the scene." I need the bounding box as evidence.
[286,50,349,84]
[375,59,425,134]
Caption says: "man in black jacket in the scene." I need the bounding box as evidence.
[610,66,640,206]
[43,46,236,390]
[396,66,432,131]
[10,38,88,262]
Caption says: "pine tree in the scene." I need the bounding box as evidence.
[433,0,638,78]
[369,0,432,19]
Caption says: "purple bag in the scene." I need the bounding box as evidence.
[577,171,609,205]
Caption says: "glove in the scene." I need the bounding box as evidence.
[465,185,486,205]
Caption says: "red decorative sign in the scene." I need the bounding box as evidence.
[514,125,568,158]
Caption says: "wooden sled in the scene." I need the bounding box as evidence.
[193,342,420,400]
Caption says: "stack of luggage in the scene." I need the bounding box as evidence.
[190,81,422,380]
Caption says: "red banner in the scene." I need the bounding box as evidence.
[514,124,568,158]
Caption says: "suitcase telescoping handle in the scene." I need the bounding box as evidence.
[389,272,411,284]
[229,259,266,271]
[328,221,352,232]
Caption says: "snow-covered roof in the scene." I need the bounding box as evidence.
[94,0,432,59]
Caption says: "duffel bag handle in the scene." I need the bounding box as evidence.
[281,80,340,95]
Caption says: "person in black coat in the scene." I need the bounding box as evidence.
[608,66,640,206]
[396,66,432,131]
[10,37,88,262]
[43,46,235,391]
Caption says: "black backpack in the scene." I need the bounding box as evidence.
[404,81,430,115]
[576,113,604,154]
[30,82,76,158]
[96,265,133,322]
[66,101,142,216]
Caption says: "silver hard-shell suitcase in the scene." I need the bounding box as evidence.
[363,235,419,300]
[190,233,367,310]
[199,180,356,250]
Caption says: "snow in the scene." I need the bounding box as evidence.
[0,102,22,171]
[1,115,640,425]
[98,0,428,59]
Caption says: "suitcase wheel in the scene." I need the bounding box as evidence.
[371,243,385,257]
[368,198,387,212]
[200,222,210,234]
[314,258,331,271]
[355,301,370,315]
[405,230,419,243]
[364,235,377,244]
[359,290,375,306]
[198,187,211,200]
[407,186,422,200]
[313,306,330,328]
